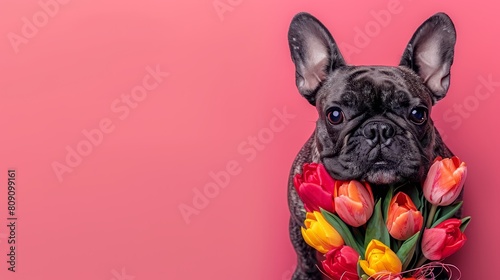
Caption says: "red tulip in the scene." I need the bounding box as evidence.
[386,192,424,240]
[421,219,467,260]
[293,163,335,213]
[334,180,374,227]
[321,245,360,280]
[423,156,467,206]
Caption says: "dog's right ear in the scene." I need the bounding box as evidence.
[288,13,345,105]
[399,13,456,103]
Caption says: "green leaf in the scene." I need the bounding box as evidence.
[382,186,394,222]
[431,201,464,228]
[357,258,363,278]
[433,208,442,223]
[397,232,420,270]
[460,216,471,232]
[405,185,422,211]
[321,209,364,256]
[364,199,390,248]
[419,190,427,213]
[410,231,424,269]
[352,227,365,247]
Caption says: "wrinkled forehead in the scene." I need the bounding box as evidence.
[318,66,431,109]
[345,66,407,84]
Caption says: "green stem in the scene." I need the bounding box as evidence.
[426,204,438,228]
[416,256,428,268]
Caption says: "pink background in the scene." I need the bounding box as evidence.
[1,0,498,279]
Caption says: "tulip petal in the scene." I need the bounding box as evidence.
[361,240,402,276]
[315,212,344,247]
[333,181,374,227]
[433,166,456,194]
[441,166,466,205]
[322,246,360,280]
[392,213,412,240]
[421,228,446,260]
[423,162,439,203]
[390,211,423,240]
[359,260,376,276]
[441,235,466,258]
[384,252,403,273]
[387,192,423,240]
[302,227,328,254]
[424,157,467,206]
[293,173,303,192]
[310,223,334,251]
[298,183,335,213]
[316,163,335,193]
[301,212,344,253]
[294,163,337,212]
[303,169,320,185]
[335,196,366,227]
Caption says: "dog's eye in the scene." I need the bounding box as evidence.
[327,107,344,125]
[409,107,428,124]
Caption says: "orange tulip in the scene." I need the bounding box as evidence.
[386,192,423,240]
[334,180,374,227]
[423,156,467,206]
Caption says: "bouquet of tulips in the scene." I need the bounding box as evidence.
[294,156,470,280]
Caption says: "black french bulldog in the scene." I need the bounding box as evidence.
[287,12,457,279]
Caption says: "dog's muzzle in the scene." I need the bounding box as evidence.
[362,120,396,147]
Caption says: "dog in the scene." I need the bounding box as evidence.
[287,12,457,279]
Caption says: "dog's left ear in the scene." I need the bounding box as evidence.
[400,13,456,103]
[288,13,345,105]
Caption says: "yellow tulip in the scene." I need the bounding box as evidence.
[359,239,402,277]
[301,211,344,253]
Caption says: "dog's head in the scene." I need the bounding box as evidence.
[288,13,456,185]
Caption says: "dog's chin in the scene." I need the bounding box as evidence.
[363,166,402,185]
[363,163,402,185]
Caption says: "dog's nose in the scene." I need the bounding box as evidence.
[362,121,395,146]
